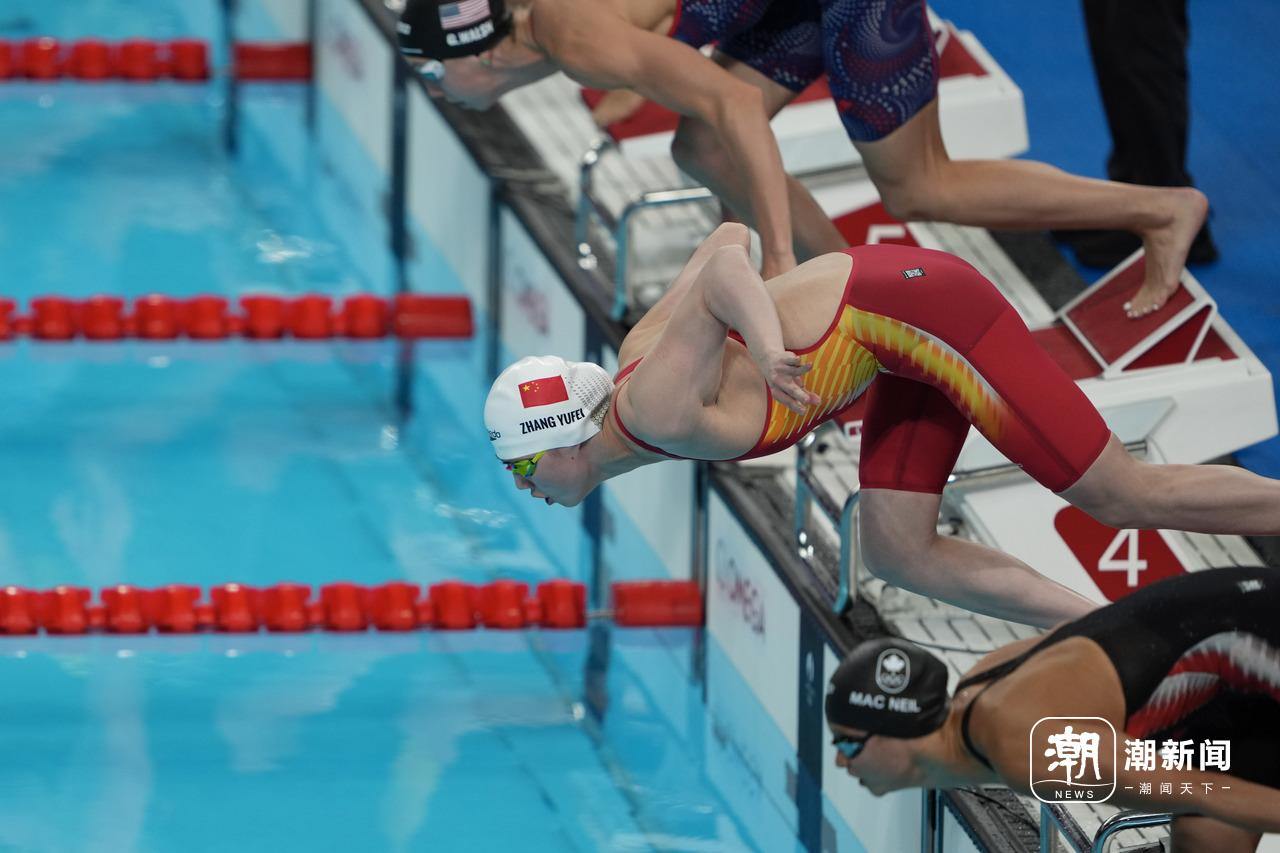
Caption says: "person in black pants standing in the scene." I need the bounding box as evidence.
[1061,0,1219,268]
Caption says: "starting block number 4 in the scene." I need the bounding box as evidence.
[1053,507,1186,602]
[1097,529,1147,588]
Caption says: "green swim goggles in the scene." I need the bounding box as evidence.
[505,450,546,478]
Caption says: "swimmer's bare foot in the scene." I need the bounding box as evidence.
[1124,188,1208,319]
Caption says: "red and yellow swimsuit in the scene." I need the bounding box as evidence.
[614,244,1110,494]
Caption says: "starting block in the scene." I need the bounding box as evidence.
[1059,252,1219,377]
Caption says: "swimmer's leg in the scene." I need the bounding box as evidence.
[858,374,1098,628]
[859,488,1097,629]
[1060,435,1280,536]
[1168,816,1261,853]
[854,99,1206,318]
[670,51,846,264]
[858,255,1280,537]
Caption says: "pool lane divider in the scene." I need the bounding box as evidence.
[0,293,474,341]
[0,38,312,82]
[0,579,703,635]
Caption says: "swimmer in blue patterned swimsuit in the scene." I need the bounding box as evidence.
[669,0,937,141]
[398,0,1209,318]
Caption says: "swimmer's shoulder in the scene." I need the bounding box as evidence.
[968,637,1124,752]
[528,0,632,56]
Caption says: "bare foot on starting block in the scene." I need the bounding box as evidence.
[1126,188,1208,319]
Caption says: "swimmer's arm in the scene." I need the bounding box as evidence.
[590,88,648,128]
[623,245,751,435]
[699,245,821,414]
[534,0,795,272]
[587,14,674,128]
[630,243,815,430]
[487,58,561,98]
[629,222,751,335]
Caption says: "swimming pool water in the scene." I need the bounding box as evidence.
[0,4,806,851]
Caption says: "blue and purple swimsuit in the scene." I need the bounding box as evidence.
[668,0,938,141]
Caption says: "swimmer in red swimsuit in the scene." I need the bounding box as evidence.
[398,0,1205,316]
[484,224,1280,628]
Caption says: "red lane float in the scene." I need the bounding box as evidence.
[371,581,421,631]
[262,583,312,632]
[394,294,473,339]
[68,39,114,80]
[134,295,181,339]
[101,584,152,633]
[0,298,17,340]
[429,581,477,630]
[0,579,703,636]
[234,43,311,81]
[118,39,161,80]
[613,580,703,627]
[288,294,334,339]
[480,580,529,629]
[320,582,369,632]
[537,579,587,629]
[240,295,287,339]
[22,38,61,79]
[210,584,261,633]
[30,297,78,340]
[37,586,91,634]
[0,587,39,635]
[1,39,210,82]
[82,296,125,340]
[0,42,15,79]
[168,39,209,81]
[185,295,232,338]
[0,293,473,341]
[338,295,390,339]
[148,584,202,633]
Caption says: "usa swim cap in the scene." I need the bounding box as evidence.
[825,638,951,738]
[485,356,613,460]
[397,0,511,61]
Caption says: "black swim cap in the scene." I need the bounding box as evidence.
[397,0,512,60]
[825,638,951,738]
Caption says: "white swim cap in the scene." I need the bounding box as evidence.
[484,355,613,460]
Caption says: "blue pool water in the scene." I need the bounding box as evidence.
[0,6,803,851]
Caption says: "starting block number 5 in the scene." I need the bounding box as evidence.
[1097,529,1147,587]
[866,224,908,244]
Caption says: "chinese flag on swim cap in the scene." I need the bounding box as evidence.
[519,376,569,408]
